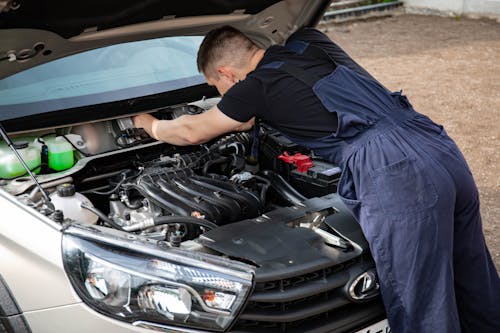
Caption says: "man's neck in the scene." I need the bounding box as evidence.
[248,48,266,72]
[236,48,265,80]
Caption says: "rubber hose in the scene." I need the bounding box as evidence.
[202,156,229,175]
[153,216,218,230]
[260,170,307,205]
[80,203,125,231]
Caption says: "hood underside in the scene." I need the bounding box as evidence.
[0,0,330,80]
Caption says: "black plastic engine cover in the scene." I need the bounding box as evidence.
[198,194,366,282]
[136,172,262,224]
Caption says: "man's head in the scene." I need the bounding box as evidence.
[197,26,263,95]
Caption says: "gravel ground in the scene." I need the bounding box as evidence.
[321,13,500,271]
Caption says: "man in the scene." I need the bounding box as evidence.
[134,26,500,332]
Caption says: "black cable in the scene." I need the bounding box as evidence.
[83,173,127,195]
[152,216,218,230]
[80,203,125,231]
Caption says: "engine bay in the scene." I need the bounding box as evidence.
[1,98,367,265]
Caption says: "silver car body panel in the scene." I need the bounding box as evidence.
[24,303,153,333]
[0,188,79,312]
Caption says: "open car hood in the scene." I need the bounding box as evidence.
[0,0,330,80]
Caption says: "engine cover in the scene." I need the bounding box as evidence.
[135,171,262,224]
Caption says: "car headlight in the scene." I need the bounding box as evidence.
[62,226,253,331]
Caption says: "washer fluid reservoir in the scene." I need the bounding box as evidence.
[50,183,98,224]
[0,140,41,179]
[46,136,74,171]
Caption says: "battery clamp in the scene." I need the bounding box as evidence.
[278,151,314,173]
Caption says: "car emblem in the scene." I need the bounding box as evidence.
[346,269,380,302]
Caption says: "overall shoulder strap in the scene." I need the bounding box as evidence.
[259,40,337,87]
[260,61,319,87]
[285,40,337,66]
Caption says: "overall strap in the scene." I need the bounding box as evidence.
[260,40,337,87]
[286,40,337,66]
[261,61,320,87]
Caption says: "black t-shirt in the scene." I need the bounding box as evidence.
[217,28,375,139]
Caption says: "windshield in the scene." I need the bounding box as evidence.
[0,36,205,121]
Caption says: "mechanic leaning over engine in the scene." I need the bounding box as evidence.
[133,26,500,332]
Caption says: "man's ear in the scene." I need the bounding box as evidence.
[217,66,237,83]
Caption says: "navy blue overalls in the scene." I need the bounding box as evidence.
[261,40,500,332]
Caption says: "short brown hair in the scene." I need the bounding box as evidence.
[197,26,258,78]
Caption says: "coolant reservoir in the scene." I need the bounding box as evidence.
[50,183,98,224]
[0,140,41,179]
[46,136,74,171]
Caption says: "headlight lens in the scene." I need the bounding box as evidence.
[62,232,253,331]
[84,258,131,306]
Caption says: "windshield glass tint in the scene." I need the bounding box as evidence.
[0,36,205,120]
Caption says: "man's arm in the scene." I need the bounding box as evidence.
[133,106,254,146]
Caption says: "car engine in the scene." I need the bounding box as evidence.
[4,100,342,247]
[81,131,312,244]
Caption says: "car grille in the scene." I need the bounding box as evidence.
[230,258,386,333]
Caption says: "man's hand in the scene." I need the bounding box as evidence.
[235,117,255,131]
[133,114,159,139]
[132,106,253,146]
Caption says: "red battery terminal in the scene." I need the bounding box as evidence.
[278,152,314,173]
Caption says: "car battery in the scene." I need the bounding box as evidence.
[260,128,341,197]
[288,159,341,198]
[259,127,308,171]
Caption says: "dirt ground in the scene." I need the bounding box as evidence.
[321,13,500,271]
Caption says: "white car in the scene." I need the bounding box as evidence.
[0,1,388,332]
